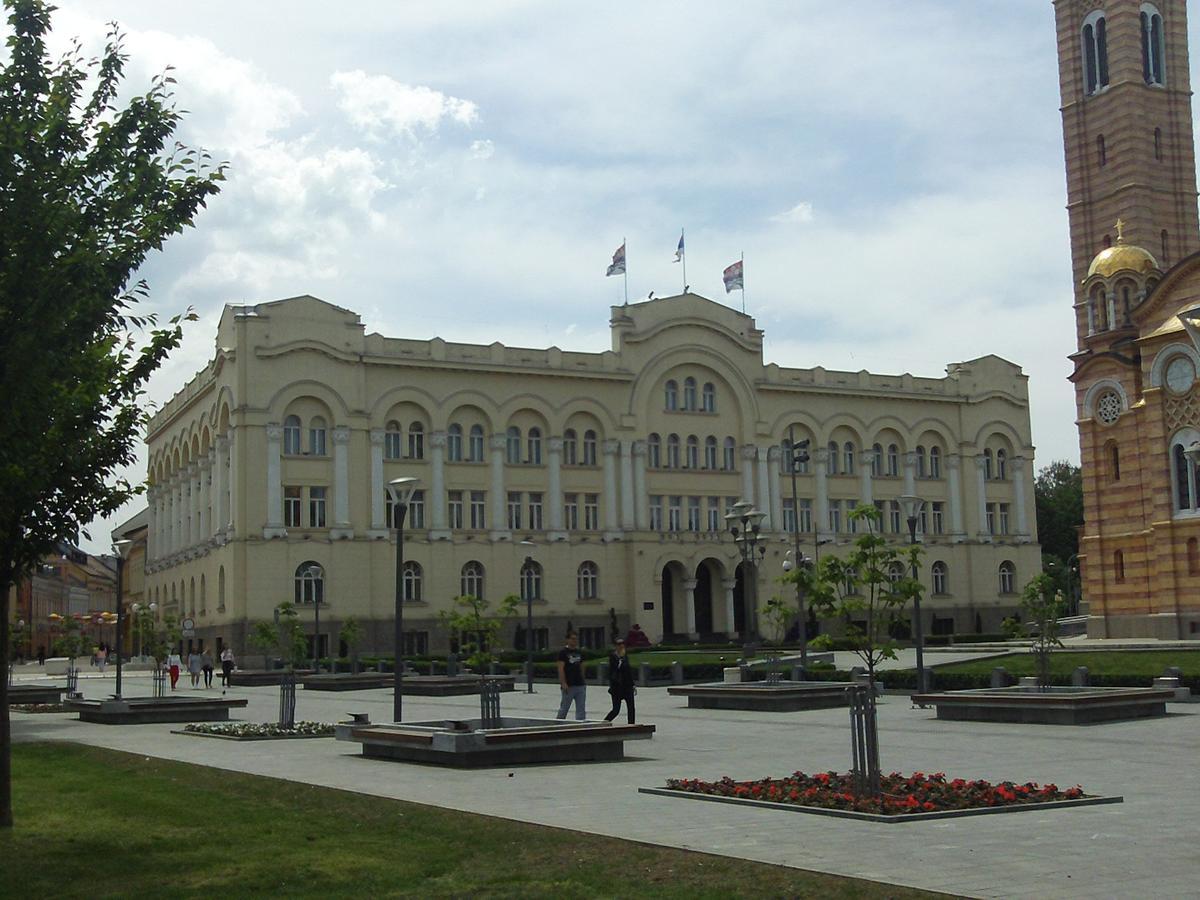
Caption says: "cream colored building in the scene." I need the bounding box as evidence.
[141,293,1041,656]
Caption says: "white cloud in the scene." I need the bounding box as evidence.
[771,202,814,224]
[330,70,478,137]
[470,139,495,159]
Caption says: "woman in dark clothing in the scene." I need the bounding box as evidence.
[604,638,636,724]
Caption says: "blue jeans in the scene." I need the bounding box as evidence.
[557,685,586,720]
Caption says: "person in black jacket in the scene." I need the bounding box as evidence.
[604,637,636,724]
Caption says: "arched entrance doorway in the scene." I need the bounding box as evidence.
[661,566,676,638]
[694,562,716,637]
[733,563,747,635]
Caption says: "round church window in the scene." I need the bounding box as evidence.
[1166,356,1196,394]
[1096,390,1122,424]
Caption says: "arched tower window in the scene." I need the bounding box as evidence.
[295,562,324,606]
[1106,439,1121,482]
[1142,4,1166,86]
[402,561,422,602]
[1082,11,1109,96]
[461,561,485,600]
[1171,436,1200,512]
[998,561,1016,594]
[1114,549,1126,583]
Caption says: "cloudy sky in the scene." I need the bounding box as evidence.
[30,1,1171,551]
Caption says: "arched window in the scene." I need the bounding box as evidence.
[843,442,855,475]
[871,443,883,476]
[384,421,402,460]
[283,415,302,455]
[506,426,521,464]
[527,428,542,464]
[665,380,678,411]
[827,441,839,475]
[916,445,927,478]
[932,561,948,595]
[723,437,736,470]
[984,448,994,480]
[582,430,597,465]
[929,446,942,479]
[402,561,423,602]
[683,377,697,410]
[1171,434,1200,511]
[887,444,899,476]
[1082,10,1109,96]
[1188,537,1199,575]
[1114,549,1126,583]
[702,382,716,412]
[1142,4,1165,86]
[468,425,485,462]
[996,449,1007,480]
[407,422,424,459]
[647,433,662,468]
[704,436,718,469]
[447,424,463,462]
[1096,134,1106,167]
[1107,440,1121,482]
[562,429,578,465]
[667,434,681,468]
[686,435,699,469]
[309,417,327,456]
[998,561,1016,594]
[520,560,542,602]
[461,561,485,600]
[577,561,599,600]
[886,561,904,584]
[295,562,324,605]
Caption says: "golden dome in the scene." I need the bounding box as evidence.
[1086,219,1159,279]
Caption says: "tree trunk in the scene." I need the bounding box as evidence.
[1,572,14,828]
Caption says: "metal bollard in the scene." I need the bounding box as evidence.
[638,661,651,687]
[990,667,1011,688]
[671,661,683,685]
[1071,666,1089,687]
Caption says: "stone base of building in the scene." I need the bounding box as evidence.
[1086,613,1200,640]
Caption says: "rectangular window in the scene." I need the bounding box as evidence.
[847,498,859,533]
[528,493,543,530]
[402,632,428,656]
[578,626,606,650]
[687,496,701,531]
[308,486,326,528]
[707,496,721,532]
[507,492,522,530]
[563,493,579,530]
[931,501,944,535]
[918,506,929,535]
[583,493,599,530]
[828,499,841,534]
[649,495,663,531]
[409,490,425,529]
[999,503,1010,535]
[408,429,424,460]
[470,491,486,530]
[782,498,796,533]
[668,496,682,532]
[284,485,301,528]
[448,491,464,529]
[310,428,327,457]
[986,503,996,535]
[874,500,887,531]
[798,499,813,533]
[889,501,902,534]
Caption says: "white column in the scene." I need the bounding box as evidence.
[146,487,158,560]
[619,440,635,529]
[430,431,449,538]
[946,454,965,540]
[225,426,237,536]
[814,447,831,540]
[684,578,698,638]
[212,436,228,542]
[723,578,738,638]
[186,465,198,548]
[1012,455,1030,541]
[369,428,386,537]
[331,426,353,539]
[632,440,648,529]
[264,423,286,538]
[740,445,756,503]
[767,446,783,532]
[548,436,566,539]
[602,439,620,539]
[756,447,772,529]
[199,453,212,541]
[166,479,176,554]
[975,453,990,541]
[859,449,875,507]
[489,434,510,541]
[904,450,918,498]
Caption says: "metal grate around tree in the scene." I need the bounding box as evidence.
[480,678,502,728]
[848,685,881,797]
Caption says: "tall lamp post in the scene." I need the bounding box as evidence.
[1065,553,1080,617]
[387,476,420,723]
[112,539,133,700]
[308,563,323,674]
[725,499,767,641]
[784,427,812,667]
[898,494,927,693]
[518,539,538,693]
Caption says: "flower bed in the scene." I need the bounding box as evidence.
[9,702,68,714]
[180,721,335,740]
[664,770,1090,816]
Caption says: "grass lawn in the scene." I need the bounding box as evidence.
[0,743,939,899]
[935,649,1200,678]
[626,651,748,666]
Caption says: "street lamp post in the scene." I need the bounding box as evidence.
[518,540,537,693]
[1065,553,1080,617]
[311,567,322,674]
[898,494,927,693]
[724,499,767,641]
[387,476,420,723]
[112,539,133,700]
[784,427,812,668]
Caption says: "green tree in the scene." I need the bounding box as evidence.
[1012,573,1064,691]
[439,594,519,674]
[49,616,87,664]
[0,0,225,828]
[249,604,307,670]
[338,616,364,674]
[1035,461,1083,565]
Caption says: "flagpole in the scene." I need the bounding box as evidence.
[740,251,745,313]
[681,228,687,294]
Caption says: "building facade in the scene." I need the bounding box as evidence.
[141,293,1040,656]
[1056,0,1200,638]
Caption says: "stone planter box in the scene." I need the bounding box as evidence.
[341,717,654,767]
[227,669,314,687]
[667,681,859,712]
[7,683,66,705]
[912,686,1174,725]
[399,675,516,696]
[301,673,394,691]
[65,696,249,725]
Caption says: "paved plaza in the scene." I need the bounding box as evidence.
[9,668,1199,899]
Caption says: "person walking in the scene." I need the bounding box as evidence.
[555,630,587,721]
[166,650,182,691]
[219,646,235,688]
[95,643,107,674]
[603,637,636,724]
[37,646,45,666]
[201,648,215,689]
[187,649,202,688]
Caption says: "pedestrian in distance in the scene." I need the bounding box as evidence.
[604,637,636,724]
[219,646,235,689]
[95,643,107,674]
[555,629,587,721]
[187,649,202,687]
[37,646,45,666]
[166,650,182,690]
[201,648,214,689]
